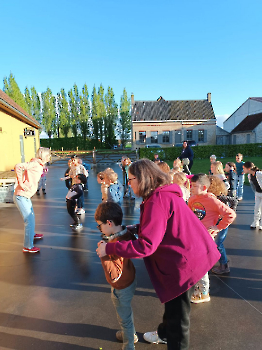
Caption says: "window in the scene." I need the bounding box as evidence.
[162,131,170,143]
[139,131,146,143]
[134,132,136,140]
[186,130,192,140]
[151,131,158,143]
[198,130,204,142]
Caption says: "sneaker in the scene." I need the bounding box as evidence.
[72,224,83,230]
[259,226,262,230]
[23,246,40,253]
[36,190,40,196]
[77,208,85,215]
[34,234,43,240]
[130,196,136,200]
[191,293,210,304]
[116,330,138,344]
[42,190,46,195]
[212,264,230,274]
[250,221,259,228]
[238,197,243,201]
[70,222,78,227]
[143,331,167,344]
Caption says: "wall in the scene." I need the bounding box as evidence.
[224,99,262,132]
[0,110,40,171]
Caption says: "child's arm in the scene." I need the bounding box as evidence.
[101,256,123,283]
[61,176,70,181]
[214,197,236,230]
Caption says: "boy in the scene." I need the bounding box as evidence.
[235,153,245,200]
[188,173,236,303]
[209,154,216,175]
[95,202,138,349]
[66,174,86,230]
[103,168,123,204]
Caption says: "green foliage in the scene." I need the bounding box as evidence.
[57,89,70,137]
[3,73,28,112]
[119,88,131,147]
[79,84,91,146]
[40,137,107,150]
[41,88,56,138]
[24,86,41,123]
[104,86,118,147]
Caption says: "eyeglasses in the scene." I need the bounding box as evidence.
[97,222,105,231]
[128,177,136,182]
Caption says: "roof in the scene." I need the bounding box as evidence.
[132,96,215,121]
[216,125,230,135]
[223,97,262,124]
[231,112,262,133]
[250,97,262,103]
[0,89,41,128]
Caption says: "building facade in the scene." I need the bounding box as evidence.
[230,112,262,145]
[0,89,41,171]
[131,93,216,148]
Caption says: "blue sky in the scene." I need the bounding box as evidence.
[1,0,261,127]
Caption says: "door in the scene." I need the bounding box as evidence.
[19,135,25,162]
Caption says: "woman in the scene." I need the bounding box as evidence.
[14,147,51,253]
[179,141,194,170]
[97,159,220,350]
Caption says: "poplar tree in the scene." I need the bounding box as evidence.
[41,88,56,138]
[57,89,71,137]
[120,88,131,147]
[105,86,118,147]
[79,84,90,148]
[24,86,41,123]
[91,85,99,142]
[68,84,80,139]
[97,84,106,144]
[3,73,28,112]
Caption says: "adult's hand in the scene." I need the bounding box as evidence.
[96,241,107,257]
[20,183,31,192]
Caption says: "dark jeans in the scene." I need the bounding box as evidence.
[77,194,84,208]
[157,286,194,350]
[67,199,79,224]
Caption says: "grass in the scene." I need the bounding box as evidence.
[166,156,262,185]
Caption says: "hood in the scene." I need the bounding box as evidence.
[30,158,45,166]
[146,183,183,202]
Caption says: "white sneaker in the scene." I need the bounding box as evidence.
[250,221,259,228]
[259,226,262,230]
[143,331,167,344]
[77,208,85,215]
[238,197,243,201]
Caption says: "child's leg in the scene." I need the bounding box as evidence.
[67,200,79,224]
[197,272,209,295]
[215,228,229,265]
[253,192,261,225]
[14,196,35,249]
[42,176,46,191]
[238,174,244,198]
[77,194,84,209]
[111,278,136,350]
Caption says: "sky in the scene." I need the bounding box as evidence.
[1,0,262,128]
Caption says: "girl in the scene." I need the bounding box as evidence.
[208,175,238,274]
[97,159,220,349]
[224,162,236,197]
[211,161,230,192]
[172,172,190,202]
[122,158,135,200]
[103,168,123,205]
[14,147,51,253]
[97,171,109,202]
[235,153,245,200]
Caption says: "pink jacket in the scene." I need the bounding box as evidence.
[106,184,220,303]
[14,158,44,198]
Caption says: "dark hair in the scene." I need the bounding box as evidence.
[226,162,236,171]
[71,154,77,159]
[191,173,210,189]
[97,171,104,180]
[129,158,171,198]
[243,161,254,169]
[250,166,260,172]
[77,174,87,184]
[94,202,123,226]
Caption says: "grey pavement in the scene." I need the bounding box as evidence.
[0,158,261,350]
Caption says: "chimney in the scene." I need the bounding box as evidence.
[131,93,134,105]
[207,92,211,103]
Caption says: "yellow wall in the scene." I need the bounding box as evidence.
[0,110,40,171]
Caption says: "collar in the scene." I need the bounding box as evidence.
[101,226,127,242]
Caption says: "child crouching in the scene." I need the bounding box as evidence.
[95,202,138,349]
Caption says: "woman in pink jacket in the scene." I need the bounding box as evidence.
[97,159,220,350]
[14,147,51,253]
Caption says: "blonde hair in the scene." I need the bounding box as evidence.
[104,168,118,183]
[212,161,225,176]
[173,158,182,169]
[36,147,51,162]
[208,175,227,196]
[172,172,190,191]
[157,161,170,174]
[182,158,190,166]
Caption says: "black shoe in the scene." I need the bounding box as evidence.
[42,190,46,195]
[36,190,40,196]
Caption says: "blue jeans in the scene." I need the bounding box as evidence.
[111,278,137,350]
[215,227,228,265]
[14,195,35,249]
[77,194,84,208]
[235,174,244,198]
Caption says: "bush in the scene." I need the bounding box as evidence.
[40,137,108,150]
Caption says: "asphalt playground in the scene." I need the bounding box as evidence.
[0,158,261,350]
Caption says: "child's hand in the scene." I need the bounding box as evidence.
[208,226,219,238]
[96,241,107,257]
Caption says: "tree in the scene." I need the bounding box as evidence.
[97,84,106,144]
[41,88,56,138]
[119,88,131,147]
[91,85,99,142]
[79,84,90,148]
[24,86,41,123]
[68,84,80,139]
[104,86,118,147]
[57,89,71,137]
[3,73,28,112]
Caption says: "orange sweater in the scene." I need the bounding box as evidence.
[188,192,236,230]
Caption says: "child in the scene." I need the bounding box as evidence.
[121,159,135,200]
[36,164,48,195]
[235,153,245,200]
[153,153,161,164]
[64,159,72,189]
[172,158,183,172]
[243,162,262,229]
[120,157,128,195]
[209,155,216,175]
[208,175,238,274]
[182,158,191,175]
[188,174,236,303]
[224,162,236,197]
[104,168,123,204]
[66,174,87,230]
[157,161,170,174]
[97,171,109,202]
[95,201,138,349]
[211,161,230,191]
[69,155,88,214]
[172,172,190,202]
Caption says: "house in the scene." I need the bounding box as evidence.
[230,112,262,144]
[223,97,262,133]
[216,125,230,145]
[0,89,41,171]
[131,93,216,148]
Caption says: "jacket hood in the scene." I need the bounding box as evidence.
[148,183,183,200]
[30,158,45,166]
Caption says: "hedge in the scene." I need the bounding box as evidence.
[40,137,107,150]
[139,143,262,161]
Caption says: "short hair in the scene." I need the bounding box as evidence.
[129,158,171,198]
[71,154,77,159]
[191,173,210,189]
[208,175,227,196]
[36,147,51,162]
[236,153,243,158]
[226,162,236,171]
[157,161,170,173]
[104,168,118,183]
[77,174,87,184]
[243,161,254,169]
[97,171,104,180]
[210,154,216,160]
[94,202,123,226]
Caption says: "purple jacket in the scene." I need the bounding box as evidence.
[106,184,220,303]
